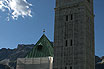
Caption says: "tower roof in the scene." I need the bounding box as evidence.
[26,34,53,58]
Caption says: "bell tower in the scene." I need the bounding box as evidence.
[53,0,95,69]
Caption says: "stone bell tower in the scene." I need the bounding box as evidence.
[53,0,95,69]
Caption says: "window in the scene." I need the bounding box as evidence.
[70,66,72,69]
[87,0,90,3]
[37,45,43,51]
[71,14,73,20]
[70,40,72,46]
[65,40,68,46]
[65,67,67,69]
[66,15,68,21]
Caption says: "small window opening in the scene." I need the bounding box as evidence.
[70,40,72,46]
[65,67,67,69]
[65,40,68,46]
[37,45,43,51]
[70,66,72,69]
[71,14,73,20]
[87,0,90,3]
[66,15,68,21]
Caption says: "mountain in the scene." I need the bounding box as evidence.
[0,44,34,61]
[95,56,102,64]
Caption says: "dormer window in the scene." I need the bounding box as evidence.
[87,0,90,3]
[37,45,43,51]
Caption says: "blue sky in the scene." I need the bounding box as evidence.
[94,0,104,57]
[0,0,103,57]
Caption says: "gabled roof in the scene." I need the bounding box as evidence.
[26,34,53,58]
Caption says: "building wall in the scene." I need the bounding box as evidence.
[96,64,104,69]
[16,57,53,69]
[53,0,95,69]
[0,64,10,69]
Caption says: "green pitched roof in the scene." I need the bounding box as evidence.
[26,34,53,58]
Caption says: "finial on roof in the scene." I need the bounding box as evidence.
[43,29,45,34]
